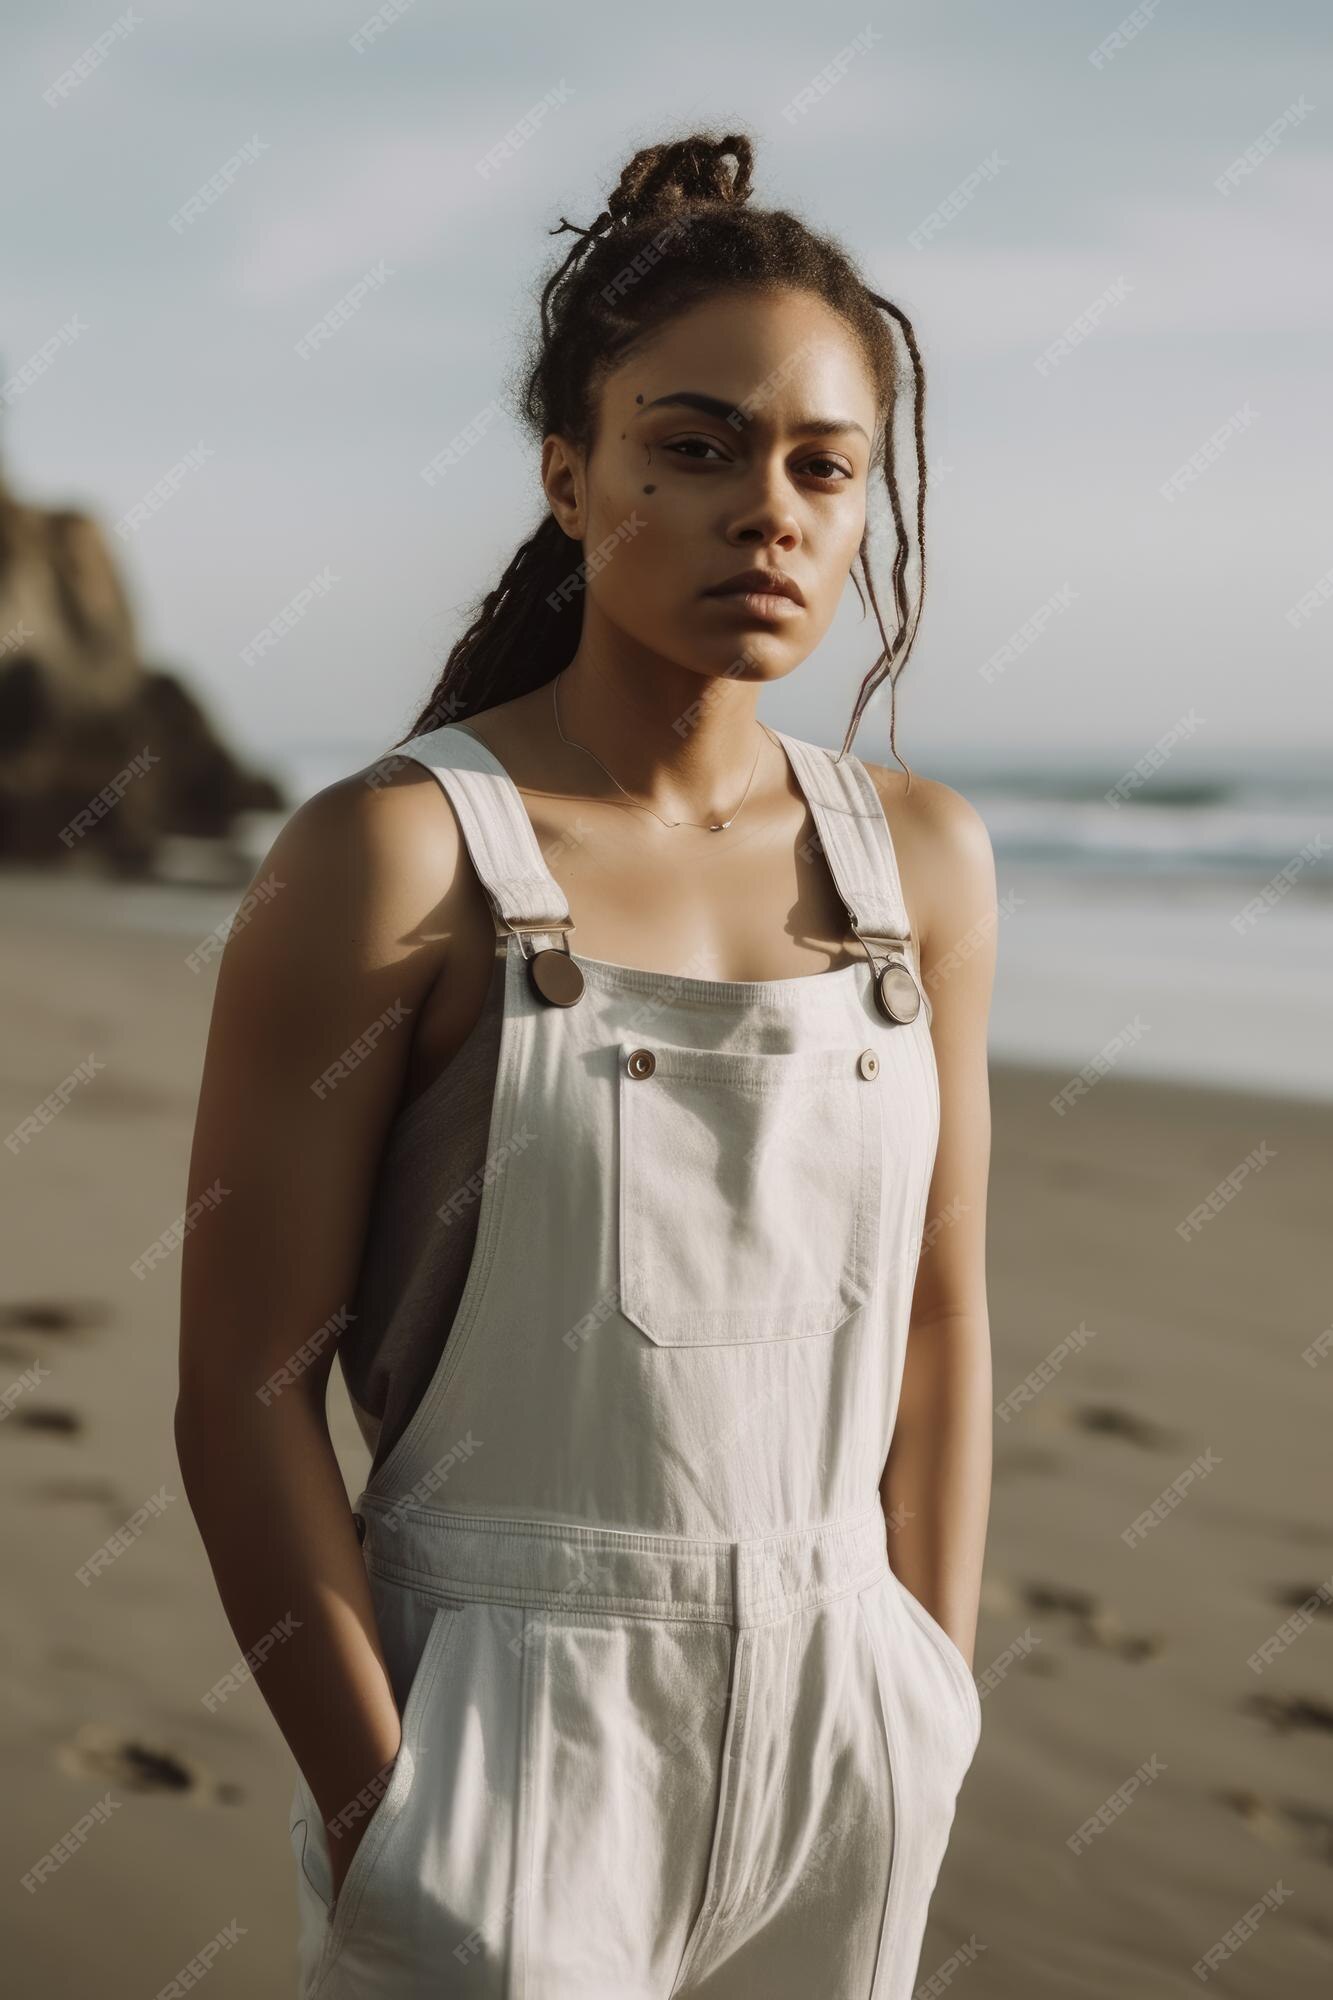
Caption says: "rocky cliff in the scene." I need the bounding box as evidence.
[0,480,285,874]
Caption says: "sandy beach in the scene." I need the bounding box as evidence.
[2,865,1330,1999]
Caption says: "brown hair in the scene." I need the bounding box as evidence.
[397,131,927,777]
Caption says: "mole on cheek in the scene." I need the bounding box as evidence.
[642,485,655,494]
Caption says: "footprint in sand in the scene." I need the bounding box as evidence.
[31,1476,124,1511]
[1243,1691,1333,1736]
[1062,1403,1180,1450]
[1269,1581,1333,1613]
[1020,1580,1165,1661]
[5,1407,83,1437]
[1223,1789,1333,1866]
[57,1726,243,1805]
[0,1301,109,1336]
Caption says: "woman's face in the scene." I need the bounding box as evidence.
[544,285,882,687]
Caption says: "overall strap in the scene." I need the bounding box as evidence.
[772,729,925,1026]
[386,723,571,938]
[772,730,910,941]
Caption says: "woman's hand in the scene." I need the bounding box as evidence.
[322,1728,404,1906]
[174,769,464,1926]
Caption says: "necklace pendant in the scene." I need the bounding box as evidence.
[710,819,729,831]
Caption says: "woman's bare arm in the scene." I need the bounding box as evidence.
[873,773,998,1670]
[174,762,462,1897]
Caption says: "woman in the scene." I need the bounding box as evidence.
[176,132,996,2000]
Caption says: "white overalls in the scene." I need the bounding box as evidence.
[289,722,981,1999]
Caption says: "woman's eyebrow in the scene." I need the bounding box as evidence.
[636,390,870,443]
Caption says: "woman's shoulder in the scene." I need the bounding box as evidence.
[856,757,997,958]
[219,748,474,1001]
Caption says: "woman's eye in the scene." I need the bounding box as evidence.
[804,457,853,482]
[665,437,728,462]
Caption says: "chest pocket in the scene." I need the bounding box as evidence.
[616,1038,883,1347]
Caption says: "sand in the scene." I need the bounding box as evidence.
[1,866,1329,1997]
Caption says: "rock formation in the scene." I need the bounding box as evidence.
[0,471,285,874]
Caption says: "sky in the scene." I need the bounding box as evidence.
[3,0,1330,780]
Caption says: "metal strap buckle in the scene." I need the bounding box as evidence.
[492,909,585,1007]
[851,923,922,1026]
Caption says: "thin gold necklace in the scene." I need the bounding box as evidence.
[550,670,772,831]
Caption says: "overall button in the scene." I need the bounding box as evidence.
[858,1049,880,1080]
[875,960,921,1025]
[352,1511,367,1545]
[529,948,585,1007]
[626,1048,656,1079]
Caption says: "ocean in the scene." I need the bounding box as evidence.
[44,741,1333,1107]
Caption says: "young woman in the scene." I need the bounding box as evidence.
[176,132,995,2000]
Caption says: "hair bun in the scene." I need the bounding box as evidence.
[605,133,755,231]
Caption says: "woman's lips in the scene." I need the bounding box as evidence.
[703,589,803,622]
